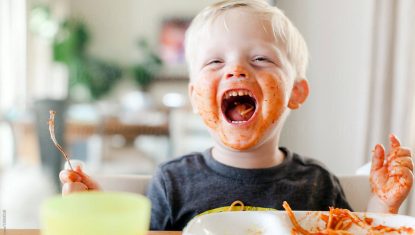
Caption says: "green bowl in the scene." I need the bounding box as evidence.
[41,192,151,235]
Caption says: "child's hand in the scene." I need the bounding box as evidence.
[369,134,413,213]
[59,165,100,196]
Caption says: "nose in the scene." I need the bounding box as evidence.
[225,65,248,79]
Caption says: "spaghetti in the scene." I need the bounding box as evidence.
[282,201,414,235]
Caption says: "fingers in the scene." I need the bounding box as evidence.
[59,170,82,184]
[74,165,100,190]
[59,166,100,191]
[388,146,412,164]
[62,182,88,196]
[389,134,401,149]
[393,147,412,158]
[371,144,385,173]
[386,134,412,162]
[390,156,414,172]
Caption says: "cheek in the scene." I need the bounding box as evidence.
[193,73,221,129]
[257,71,288,121]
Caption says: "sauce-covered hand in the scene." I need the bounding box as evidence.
[369,134,414,213]
[59,165,100,196]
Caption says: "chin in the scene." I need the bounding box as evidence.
[217,131,262,151]
[220,125,280,151]
[225,141,258,151]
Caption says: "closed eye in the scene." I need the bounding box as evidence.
[252,56,280,68]
[206,59,223,65]
[253,56,272,63]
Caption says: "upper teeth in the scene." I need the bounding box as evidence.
[224,90,253,99]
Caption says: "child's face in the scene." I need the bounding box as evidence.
[189,8,299,150]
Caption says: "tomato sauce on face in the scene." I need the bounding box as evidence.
[192,70,288,150]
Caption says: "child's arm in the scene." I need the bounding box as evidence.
[367,134,413,213]
[59,165,100,195]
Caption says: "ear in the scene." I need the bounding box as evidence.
[288,79,309,110]
[188,83,199,114]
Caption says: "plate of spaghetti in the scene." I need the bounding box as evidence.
[183,201,415,235]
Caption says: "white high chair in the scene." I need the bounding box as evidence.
[337,175,371,212]
[94,174,152,195]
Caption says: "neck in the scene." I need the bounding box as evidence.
[211,136,285,169]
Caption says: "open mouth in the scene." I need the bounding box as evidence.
[221,89,257,124]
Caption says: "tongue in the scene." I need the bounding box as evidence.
[226,103,255,122]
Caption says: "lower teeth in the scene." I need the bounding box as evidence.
[231,121,246,124]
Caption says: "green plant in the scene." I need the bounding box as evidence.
[132,39,162,91]
[53,18,122,101]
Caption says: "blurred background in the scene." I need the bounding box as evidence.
[0,0,414,228]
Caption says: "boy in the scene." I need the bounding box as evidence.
[60,0,414,231]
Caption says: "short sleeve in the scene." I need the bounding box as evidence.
[146,166,173,230]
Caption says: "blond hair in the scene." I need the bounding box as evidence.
[185,0,309,80]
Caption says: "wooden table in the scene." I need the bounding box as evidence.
[66,117,170,141]
[0,230,181,235]
[11,116,170,165]
[13,116,170,142]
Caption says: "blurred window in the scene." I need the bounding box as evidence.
[0,0,27,112]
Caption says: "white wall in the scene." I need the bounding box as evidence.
[69,0,215,64]
[278,0,375,175]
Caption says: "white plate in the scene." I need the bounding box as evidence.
[183,211,415,235]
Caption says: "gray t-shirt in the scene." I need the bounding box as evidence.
[147,147,352,231]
